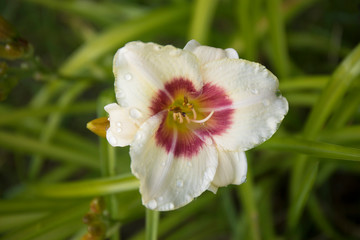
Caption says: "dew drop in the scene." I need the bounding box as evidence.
[117,128,122,133]
[108,133,117,146]
[116,90,125,99]
[154,45,161,51]
[163,202,174,210]
[129,108,142,119]
[169,49,181,56]
[120,100,128,107]
[185,194,192,202]
[135,132,144,142]
[251,88,259,95]
[262,99,270,106]
[124,73,132,81]
[147,199,157,210]
[241,176,247,183]
[176,179,183,188]
[117,122,122,127]
[161,161,166,166]
[187,162,192,167]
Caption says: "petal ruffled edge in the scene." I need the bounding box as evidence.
[183,39,239,65]
[202,58,289,151]
[104,103,139,147]
[211,149,247,189]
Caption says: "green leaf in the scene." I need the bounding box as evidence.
[0,131,98,168]
[28,174,139,198]
[261,137,360,161]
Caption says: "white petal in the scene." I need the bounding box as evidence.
[130,113,218,211]
[113,41,203,118]
[184,40,238,65]
[225,48,239,59]
[202,59,289,151]
[104,103,139,147]
[211,149,247,188]
[183,39,201,52]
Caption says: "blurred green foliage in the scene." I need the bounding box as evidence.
[0,0,360,240]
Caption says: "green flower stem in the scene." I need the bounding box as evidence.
[146,209,159,240]
[0,130,98,168]
[266,0,290,79]
[97,90,120,240]
[28,174,139,198]
[188,0,219,44]
[131,195,212,240]
[288,43,360,233]
[221,188,238,235]
[238,164,261,240]
[60,4,189,76]
[260,136,360,161]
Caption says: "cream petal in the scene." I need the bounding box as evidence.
[225,48,239,59]
[113,41,203,118]
[130,113,218,211]
[184,39,236,65]
[202,59,289,151]
[104,103,139,147]
[211,149,247,188]
[183,39,201,52]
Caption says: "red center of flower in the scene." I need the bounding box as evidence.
[150,78,233,158]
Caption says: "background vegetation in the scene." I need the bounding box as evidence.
[1,0,360,239]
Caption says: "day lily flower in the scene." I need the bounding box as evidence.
[104,40,288,211]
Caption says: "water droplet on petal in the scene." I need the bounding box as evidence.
[163,202,174,210]
[129,108,142,119]
[117,122,122,127]
[161,161,166,166]
[147,199,157,210]
[120,100,128,107]
[262,99,270,106]
[185,194,192,202]
[117,128,122,133]
[135,132,144,142]
[169,49,181,56]
[241,176,247,183]
[107,132,117,146]
[251,89,259,95]
[154,45,161,51]
[187,162,192,167]
[124,73,132,81]
[116,90,125,99]
[176,179,183,188]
